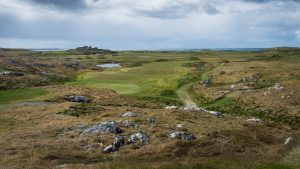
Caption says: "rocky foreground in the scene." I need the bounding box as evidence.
[0,48,299,169]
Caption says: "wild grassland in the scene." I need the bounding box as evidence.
[0,48,299,169]
[188,49,300,129]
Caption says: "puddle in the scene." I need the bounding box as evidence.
[96,63,121,68]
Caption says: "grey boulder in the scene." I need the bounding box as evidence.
[103,145,118,153]
[121,112,140,117]
[68,95,91,103]
[81,121,122,135]
[170,131,196,141]
[103,136,125,153]
[128,132,150,144]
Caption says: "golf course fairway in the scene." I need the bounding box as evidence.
[69,61,190,97]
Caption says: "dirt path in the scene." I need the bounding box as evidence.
[176,63,225,108]
[201,63,225,80]
[176,82,198,108]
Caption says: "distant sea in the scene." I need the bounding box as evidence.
[200,48,265,51]
[29,48,266,52]
[29,48,68,52]
[123,48,267,52]
[168,48,266,52]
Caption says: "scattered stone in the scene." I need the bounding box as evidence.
[243,86,250,90]
[220,71,226,74]
[128,132,150,144]
[241,77,251,83]
[103,136,125,153]
[264,88,274,96]
[207,110,223,117]
[202,79,212,86]
[0,71,24,77]
[118,120,139,128]
[213,91,228,100]
[182,106,200,111]
[57,133,65,139]
[40,72,57,76]
[229,84,235,90]
[240,75,260,83]
[81,121,122,135]
[165,106,177,110]
[33,63,55,68]
[274,83,284,91]
[0,71,11,75]
[68,125,88,134]
[199,108,223,117]
[68,95,91,103]
[176,124,184,128]
[121,112,140,117]
[182,106,223,118]
[9,60,26,67]
[264,83,290,97]
[246,117,262,124]
[8,72,24,76]
[170,131,196,141]
[81,144,91,151]
[148,117,156,123]
[63,62,85,69]
[182,105,223,117]
[284,137,292,145]
[103,145,118,153]
[113,136,125,148]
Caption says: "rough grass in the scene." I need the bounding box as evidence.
[202,96,236,109]
[281,147,300,168]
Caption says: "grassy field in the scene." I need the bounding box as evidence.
[0,88,48,105]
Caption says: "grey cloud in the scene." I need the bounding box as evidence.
[0,11,77,40]
[203,4,220,15]
[25,0,91,11]
[242,0,272,3]
[1,0,299,49]
[242,0,300,3]
[134,1,220,19]
[134,3,198,19]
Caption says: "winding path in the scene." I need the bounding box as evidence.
[176,63,225,108]
[176,82,197,108]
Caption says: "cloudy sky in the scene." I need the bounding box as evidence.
[0,0,299,49]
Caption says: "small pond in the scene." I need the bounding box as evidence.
[96,63,121,68]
